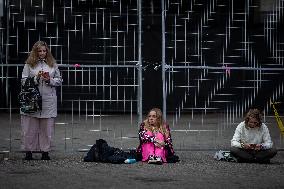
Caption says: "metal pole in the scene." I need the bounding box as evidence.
[161,0,166,120]
[5,0,11,152]
[5,0,10,108]
[137,0,143,125]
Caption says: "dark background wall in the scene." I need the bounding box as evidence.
[0,0,283,115]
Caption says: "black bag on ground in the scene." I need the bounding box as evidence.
[18,77,42,113]
[83,139,137,164]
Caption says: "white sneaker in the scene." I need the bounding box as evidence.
[155,156,163,164]
[148,155,157,164]
[148,155,163,164]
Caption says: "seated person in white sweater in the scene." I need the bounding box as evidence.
[230,108,277,163]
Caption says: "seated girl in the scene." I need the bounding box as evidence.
[137,108,176,164]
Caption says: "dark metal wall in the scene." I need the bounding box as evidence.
[1,0,140,114]
[163,0,284,117]
[0,0,283,116]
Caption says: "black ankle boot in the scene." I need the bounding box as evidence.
[41,152,51,160]
[24,151,33,160]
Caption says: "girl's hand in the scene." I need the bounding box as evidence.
[154,139,165,147]
[241,143,252,149]
[254,144,261,151]
[165,130,170,139]
[42,72,50,83]
[37,71,43,80]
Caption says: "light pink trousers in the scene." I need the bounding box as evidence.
[21,115,54,152]
[141,131,167,162]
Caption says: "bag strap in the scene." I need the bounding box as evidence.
[23,77,34,88]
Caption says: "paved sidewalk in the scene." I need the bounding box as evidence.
[1,151,284,189]
[1,113,284,188]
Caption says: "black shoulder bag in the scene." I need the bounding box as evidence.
[18,77,42,113]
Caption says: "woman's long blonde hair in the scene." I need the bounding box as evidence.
[144,108,167,135]
[25,41,56,67]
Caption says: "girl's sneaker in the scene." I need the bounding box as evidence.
[148,155,157,164]
[148,155,163,164]
[155,156,163,164]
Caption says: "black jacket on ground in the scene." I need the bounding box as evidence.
[83,139,136,164]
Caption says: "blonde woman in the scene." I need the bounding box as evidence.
[137,108,175,164]
[21,41,62,160]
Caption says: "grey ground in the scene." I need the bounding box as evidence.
[1,113,284,189]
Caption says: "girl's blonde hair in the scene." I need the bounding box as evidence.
[144,108,167,135]
[25,41,56,67]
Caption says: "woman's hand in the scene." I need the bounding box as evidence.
[242,143,261,150]
[154,139,165,148]
[42,72,50,83]
[37,71,43,80]
[254,144,261,151]
[37,71,50,83]
[165,130,170,139]
[241,143,253,149]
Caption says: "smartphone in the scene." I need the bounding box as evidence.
[43,72,49,78]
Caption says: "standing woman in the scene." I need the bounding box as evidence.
[137,108,175,164]
[21,41,62,160]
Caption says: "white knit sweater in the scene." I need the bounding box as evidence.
[231,121,273,149]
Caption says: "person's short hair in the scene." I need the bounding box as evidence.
[244,108,262,127]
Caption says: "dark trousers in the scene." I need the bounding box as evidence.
[230,146,277,163]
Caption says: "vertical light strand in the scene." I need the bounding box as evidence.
[102,67,105,109]
[116,70,119,107]
[81,15,84,42]
[161,0,167,119]
[5,0,10,108]
[88,67,91,92]
[184,19,187,62]
[137,0,142,124]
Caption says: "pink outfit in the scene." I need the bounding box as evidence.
[141,131,167,162]
[21,115,54,152]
